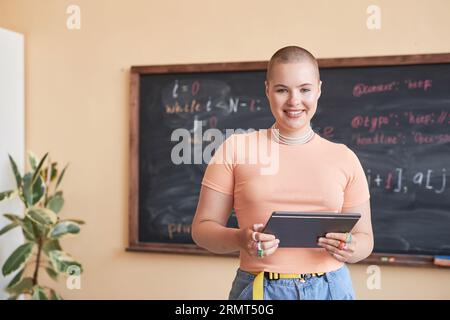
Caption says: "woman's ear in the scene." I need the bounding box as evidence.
[317,80,322,99]
[265,80,269,99]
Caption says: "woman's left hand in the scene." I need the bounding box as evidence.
[317,233,356,263]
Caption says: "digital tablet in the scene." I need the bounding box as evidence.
[262,211,361,248]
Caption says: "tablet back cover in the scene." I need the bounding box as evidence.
[263,211,361,248]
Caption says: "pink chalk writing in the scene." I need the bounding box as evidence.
[404,79,432,91]
[353,81,398,97]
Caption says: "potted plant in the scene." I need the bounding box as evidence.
[0,152,84,299]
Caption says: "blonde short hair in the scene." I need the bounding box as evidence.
[266,46,320,81]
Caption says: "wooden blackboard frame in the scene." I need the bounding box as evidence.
[127,53,450,268]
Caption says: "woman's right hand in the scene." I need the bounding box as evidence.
[239,223,280,258]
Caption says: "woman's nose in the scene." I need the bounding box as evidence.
[287,93,300,106]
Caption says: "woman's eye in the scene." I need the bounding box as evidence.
[300,88,311,93]
[276,89,287,93]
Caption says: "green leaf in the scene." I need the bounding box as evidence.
[22,216,37,241]
[49,221,80,238]
[28,151,38,170]
[6,277,33,295]
[42,162,58,183]
[31,152,48,185]
[0,190,16,202]
[8,154,22,189]
[32,286,48,300]
[0,222,20,236]
[23,173,45,206]
[46,266,59,281]
[49,289,63,300]
[26,207,58,226]
[50,163,58,181]
[22,173,33,205]
[61,219,85,225]
[43,239,62,255]
[32,176,46,205]
[2,242,34,276]
[3,213,23,223]
[48,250,82,274]
[6,268,25,288]
[55,163,69,191]
[47,192,64,214]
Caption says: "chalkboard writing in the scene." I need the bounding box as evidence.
[128,55,450,265]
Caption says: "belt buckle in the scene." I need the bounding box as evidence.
[299,273,307,283]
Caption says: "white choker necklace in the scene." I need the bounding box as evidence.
[271,124,315,145]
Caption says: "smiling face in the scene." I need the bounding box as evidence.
[265,61,322,137]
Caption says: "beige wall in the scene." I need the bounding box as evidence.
[0,0,449,299]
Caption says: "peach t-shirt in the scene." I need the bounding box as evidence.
[201,129,370,273]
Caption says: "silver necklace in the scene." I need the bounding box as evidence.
[271,124,315,145]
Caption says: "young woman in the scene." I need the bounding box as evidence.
[191,46,373,300]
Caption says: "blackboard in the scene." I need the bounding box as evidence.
[128,54,450,266]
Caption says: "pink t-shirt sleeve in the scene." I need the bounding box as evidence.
[342,147,371,208]
[201,135,235,196]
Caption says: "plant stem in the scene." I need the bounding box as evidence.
[32,237,43,286]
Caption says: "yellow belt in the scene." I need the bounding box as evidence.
[250,271,326,300]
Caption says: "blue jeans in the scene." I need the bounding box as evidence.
[228,265,355,300]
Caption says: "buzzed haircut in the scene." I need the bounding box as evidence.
[266,46,320,81]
